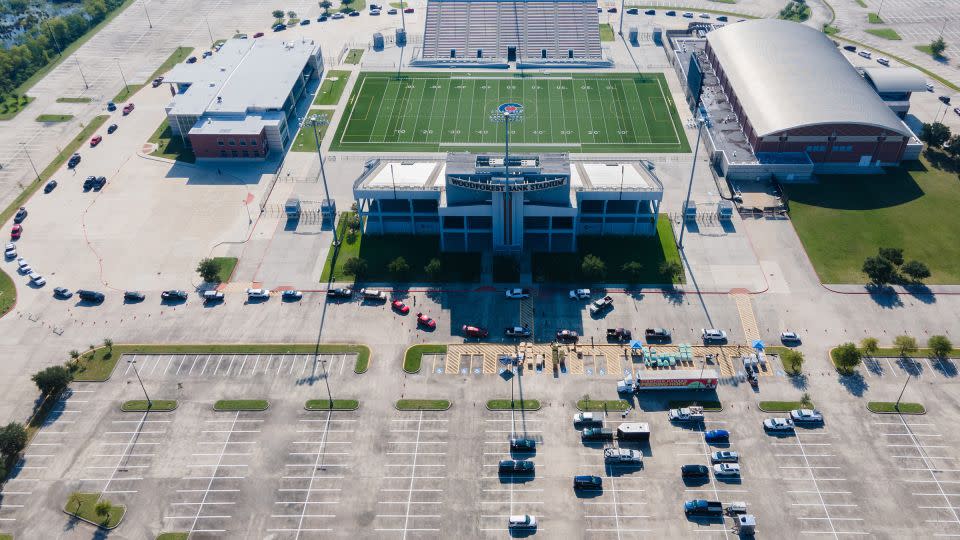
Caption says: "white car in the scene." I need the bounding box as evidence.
[18,263,32,275]
[713,463,741,476]
[710,450,740,463]
[790,409,824,424]
[603,447,643,464]
[763,418,795,432]
[569,288,591,299]
[508,514,537,529]
[505,288,530,299]
[5,247,16,259]
[331,12,345,19]
[780,331,801,343]
[246,288,270,299]
[701,329,727,342]
[28,272,46,287]
[927,83,935,92]
[574,412,602,425]
[877,57,890,66]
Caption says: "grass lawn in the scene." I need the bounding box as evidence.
[487,399,541,411]
[867,12,883,23]
[0,534,12,540]
[823,25,840,35]
[64,493,125,528]
[72,343,371,381]
[758,400,810,412]
[112,84,144,103]
[766,346,803,375]
[321,213,482,283]
[532,217,683,284]
[332,71,689,153]
[915,44,948,62]
[211,257,238,283]
[291,110,333,152]
[599,24,615,42]
[35,114,74,123]
[867,401,925,414]
[396,399,450,411]
[341,0,367,12]
[786,160,960,284]
[0,95,34,120]
[344,49,365,64]
[866,28,901,40]
[121,400,178,412]
[0,269,15,318]
[314,70,353,106]
[56,97,93,103]
[404,344,447,373]
[354,352,369,373]
[305,399,360,410]
[389,1,408,6]
[577,399,630,412]
[150,47,195,81]
[214,399,269,411]
[854,0,866,6]
[156,534,189,540]
[667,400,722,411]
[147,119,196,163]
[0,115,108,226]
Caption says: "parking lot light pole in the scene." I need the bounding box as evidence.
[75,57,89,89]
[143,2,153,28]
[894,358,916,411]
[127,358,152,407]
[204,17,214,44]
[116,59,129,96]
[310,113,340,246]
[20,143,40,184]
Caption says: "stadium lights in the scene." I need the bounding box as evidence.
[489,103,525,184]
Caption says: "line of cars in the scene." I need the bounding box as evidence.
[6,209,47,288]
[48,287,305,304]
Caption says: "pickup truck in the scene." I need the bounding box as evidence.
[684,499,723,516]
[504,326,531,338]
[645,328,671,341]
[669,406,705,422]
[603,447,643,464]
[606,328,632,342]
[360,288,387,301]
[581,428,614,441]
[589,295,614,315]
[573,412,602,426]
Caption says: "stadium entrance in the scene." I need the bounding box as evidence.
[507,47,517,62]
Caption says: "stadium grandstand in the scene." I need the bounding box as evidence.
[413,0,612,68]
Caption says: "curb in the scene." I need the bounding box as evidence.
[866,403,927,416]
[395,401,452,411]
[304,401,360,411]
[575,401,630,412]
[120,401,179,413]
[62,504,126,530]
[485,401,542,412]
[214,400,270,412]
[757,403,805,413]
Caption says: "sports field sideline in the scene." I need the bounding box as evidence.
[330,72,690,153]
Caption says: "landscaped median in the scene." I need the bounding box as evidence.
[487,399,541,411]
[305,399,360,411]
[396,399,451,411]
[63,492,124,529]
[214,400,269,411]
[867,401,926,415]
[121,400,177,412]
[758,400,812,413]
[577,399,630,412]
[404,344,447,374]
[156,533,188,540]
[0,268,15,318]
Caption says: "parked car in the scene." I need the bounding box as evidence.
[645,9,656,15]
[589,295,613,315]
[90,135,102,147]
[392,300,410,314]
[780,331,801,344]
[14,207,27,223]
[203,290,224,303]
[300,18,310,25]
[573,412,602,426]
[4,244,15,258]
[556,329,578,343]
[509,437,536,452]
[387,8,397,14]
[202,50,213,57]
[17,261,31,274]
[681,464,710,479]
[28,273,46,286]
[161,290,188,301]
[790,409,824,424]
[369,9,380,15]
[10,224,21,240]
[955,107,960,117]
[123,290,145,302]
[701,328,727,343]
[858,50,872,59]
[713,463,741,477]
[83,176,106,191]
[152,77,164,87]
[186,56,198,63]
[939,95,952,105]
[331,12,344,19]
[44,180,58,193]
[682,12,694,18]
[272,23,287,30]
[416,312,436,329]
[53,287,73,299]
[462,325,488,338]
[507,515,536,530]
[403,7,414,13]
[581,427,614,441]
[505,288,531,299]
[926,82,935,92]
[77,289,105,303]
[246,288,270,300]
[716,15,728,21]
[360,288,387,301]
[348,10,360,16]
[684,499,723,516]
[763,418,795,433]
[253,32,264,38]
[877,57,890,66]
[711,450,740,463]
[504,325,531,338]
[498,459,535,474]
[607,7,617,12]
[569,288,591,299]
[704,429,730,443]
[604,447,643,464]
[573,475,603,490]
[327,287,353,299]
[843,45,857,52]
[669,406,704,423]
[699,12,710,18]
[107,123,118,134]
[122,103,135,115]
[645,328,671,341]
[318,15,328,21]
[606,328,631,342]
[282,290,303,301]
[106,101,117,111]
[68,153,81,168]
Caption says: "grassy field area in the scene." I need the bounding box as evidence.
[344,49,365,64]
[214,399,269,411]
[291,110,333,152]
[211,257,238,283]
[112,84,143,103]
[56,97,93,103]
[487,399,541,410]
[35,114,73,122]
[0,269,15,318]
[599,23,615,42]
[321,213,482,283]
[147,119,196,163]
[531,217,683,284]
[72,343,371,381]
[866,28,901,40]
[577,399,630,412]
[854,0,867,7]
[305,399,360,410]
[867,401,925,414]
[396,399,451,411]
[867,12,883,23]
[354,353,369,373]
[667,400,722,411]
[0,115,108,225]
[314,70,353,106]
[0,94,34,120]
[332,72,689,153]
[64,492,125,528]
[786,161,960,284]
[121,400,178,412]
[150,47,195,80]
[404,344,447,373]
[156,534,188,540]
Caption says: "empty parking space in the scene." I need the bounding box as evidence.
[862,356,958,380]
[121,353,356,382]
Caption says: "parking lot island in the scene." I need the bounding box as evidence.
[213,399,269,411]
[576,398,630,412]
[396,399,451,411]
[486,399,541,411]
[120,399,177,412]
[304,399,360,410]
[404,344,447,373]
[867,401,926,414]
[63,493,125,529]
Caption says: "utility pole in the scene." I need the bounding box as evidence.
[127,358,152,407]
[310,113,340,246]
[116,58,129,95]
[20,143,40,183]
[678,112,704,249]
[144,1,153,28]
[75,57,89,89]
[618,0,626,36]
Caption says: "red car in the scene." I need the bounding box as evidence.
[10,224,22,240]
[416,312,436,329]
[253,32,264,38]
[403,7,414,12]
[122,103,135,115]
[90,135,102,147]
[463,325,488,338]
[392,299,410,314]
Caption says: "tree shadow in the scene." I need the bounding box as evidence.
[904,284,936,304]
[787,373,808,390]
[896,356,923,377]
[785,167,924,210]
[837,371,869,397]
[661,286,684,306]
[931,356,958,378]
[923,148,960,173]
[867,284,904,309]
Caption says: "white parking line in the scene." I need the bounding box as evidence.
[185,411,244,534]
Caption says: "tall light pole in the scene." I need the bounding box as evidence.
[143,1,153,28]
[877,0,884,17]
[20,143,40,183]
[396,5,407,80]
[310,113,340,246]
[204,17,214,45]
[490,104,524,253]
[618,0,626,36]
[75,57,89,89]
[127,358,152,407]
[677,112,704,249]
[116,58,129,96]
[894,358,916,411]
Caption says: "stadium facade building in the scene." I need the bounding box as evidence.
[352,153,664,253]
[163,38,323,160]
[664,19,921,180]
[414,0,612,68]
[861,67,928,118]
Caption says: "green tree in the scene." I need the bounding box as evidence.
[69,350,80,361]
[928,335,953,358]
[581,254,606,280]
[94,499,111,520]
[0,422,28,458]
[901,260,931,282]
[920,122,951,148]
[800,392,813,408]
[388,256,410,277]
[832,342,862,374]
[894,335,918,356]
[860,337,879,357]
[621,261,644,283]
[272,9,284,18]
[103,338,113,352]
[945,134,960,157]
[659,260,683,282]
[862,256,895,285]
[930,36,947,57]
[781,349,804,374]
[342,256,368,277]
[320,0,332,12]
[424,258,442,279]
[287,10,297,17]
[196,258,221,283]
[878,247,904,266]
[31,364,74,396]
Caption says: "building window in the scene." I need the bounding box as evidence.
[231,150,238,157]
[228,139,236,146]
[450,49,456,58]
[220,150,227,157]
[541,49,547,59]
[242,150,249,157]
[805,145,826,153]
[250,140,258,146]
[239,140,247,146]
[833,145,853,152]
[568,49,574,58]
[217,140,224,146]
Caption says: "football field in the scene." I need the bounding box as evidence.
[330,72,690,153]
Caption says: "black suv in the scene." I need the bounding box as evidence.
[327,287,353,299]
[124,291,145,302]
[67,153,81,168]
[681,464,710,479]
[161,290,188,301]
[498,460,535,474]
[509,437,536,452]
[83,176,106,191]
[573,475,603,490]
[77,289,105,303]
